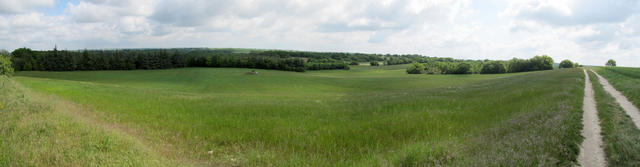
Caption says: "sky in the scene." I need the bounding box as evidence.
[0,0,639,67]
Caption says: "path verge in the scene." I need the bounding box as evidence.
[578,69,606,167]
[591,70,640,129]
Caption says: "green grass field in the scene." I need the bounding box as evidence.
[2,65,585,166]
[594,67,640,107]
[588,70,640,166]
[0,77,171,166]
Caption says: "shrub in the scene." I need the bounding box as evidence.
[559,60,574,68]
[424,62,441,74]
[506,58,529,73]
[481,61,506,74]
[0,53,14,76]
[406,62,425,74]
[506,55,554,73]
[451,63,471,74]
[606,59,616,66]
[370,61,380,66]
[528,55,554,71]
[349,62,359,65]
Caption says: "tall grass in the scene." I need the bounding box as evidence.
[12,67,584,166]
[589,70,640,166]
[0,77,172,166]
[595,67,640,107]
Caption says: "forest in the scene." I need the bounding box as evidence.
[10,48,313,72]
[10,47,563,74]
[9,48,491,72]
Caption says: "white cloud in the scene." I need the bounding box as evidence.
[502,0,638,26]
[0,0,639,67]
[150,0,229,26]
[67,2,117,22]
[0,0,53,14]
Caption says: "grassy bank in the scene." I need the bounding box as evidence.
[0,77,172,166]
[594,67,640,107]
[11,66,584,166]
[588,70,640,166]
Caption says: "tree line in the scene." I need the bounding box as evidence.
[10,47,511,73]
[10,48,352,72]
[407,55,556,74]
[8,47,581,74]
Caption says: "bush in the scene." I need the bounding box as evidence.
[406,63,425,74]
[506,58,528,73]
[606,59,616,66]
[424,62,441,74]
[506,55,554,73]
[349,62,359,65]
[451,63,471,74]
[370,61,380,66]
[559,60,574,68]
[480,61,506,74]
[0,53,14,76]
[528,55,554,71]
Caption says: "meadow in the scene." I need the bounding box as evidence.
[2,65,585,166]
[594,67,640,107]
[588,70,640,166]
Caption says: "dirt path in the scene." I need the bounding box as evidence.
[591,69,640,129]
[578,69,606,167]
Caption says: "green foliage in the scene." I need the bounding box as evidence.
[409,55,552,75]
[451,63,471,74]
[506,55,554,72]
[606,59,617,66]
[10,48,35,71]
[406,62,425,74]
[480,61,506,74]
[528,55,554,71]
[13,47,559,74]
[0,52,14,76]
[506,58,529,72]
[349,62,359,65]
[559,60,574,68]
[424,62,441,74]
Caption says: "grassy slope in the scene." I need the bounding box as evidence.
[0,77,173,166]
[588,70,640,166]
[449,68,583,166]
[12,66,583,166]
[594,67,640,107]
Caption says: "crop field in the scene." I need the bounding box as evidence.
[0,65,586,166]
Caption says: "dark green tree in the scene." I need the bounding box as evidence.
[606,59,616,66]
[451,63,471,74]
[559,60,574,68]
[480,61,506,74]
[0,51,13,76]
[406,62,425,74]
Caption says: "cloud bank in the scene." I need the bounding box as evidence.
[0,0,638,66]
